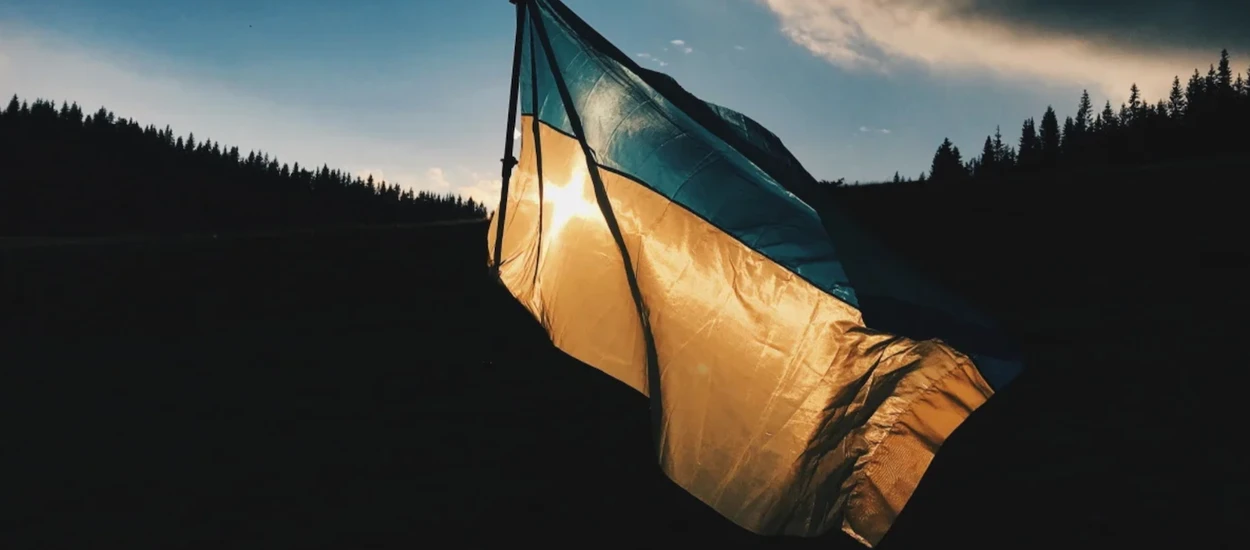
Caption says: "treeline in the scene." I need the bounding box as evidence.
[824,49,1250,186]
[0,96,487,237]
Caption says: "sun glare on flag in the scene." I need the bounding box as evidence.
[541,163,597,240]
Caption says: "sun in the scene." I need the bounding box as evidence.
[542,162,599,240]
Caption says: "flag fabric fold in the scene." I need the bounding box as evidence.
[488,1,1022,545]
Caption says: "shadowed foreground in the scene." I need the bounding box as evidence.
[3,209,1240,547]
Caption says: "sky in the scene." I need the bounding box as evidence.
[2,0,1246,207]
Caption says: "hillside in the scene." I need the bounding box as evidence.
[5,158,1243,547]
[825,156,1248,323]
[0,97,486,237]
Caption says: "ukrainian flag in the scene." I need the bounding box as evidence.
[487,0,1022,545]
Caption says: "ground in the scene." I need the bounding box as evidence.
[4,183,1242,548]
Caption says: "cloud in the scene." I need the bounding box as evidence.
[352,166,502,206]
[734,45,747,51]
[858,125,891,134]
[760,0,1246,100]
[935,1,1250,55]
[425,167,452,191]
[638,49,678,61]
[354,168,388,183]
[669,39,693,54]
[345,168,430,193]
[0,22,495,203]
[460,177,503,210]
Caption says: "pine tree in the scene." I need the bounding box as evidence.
[978,135,996,179]
[1017,117,1040,171]
[930,138,967,182]
[4,95,19,115]
[892,171,901,184]
[1001,144,1017,169]
[1217,49,1233,94]
[1075,90,1093,134]
[992,125,1006,161]
[931,139,949,180]
[1100,101,1118,129]
[1168,76,1187,118]
[1039,106,1061,168]
[1186,69,1206,112]
[1061,116,1075,155]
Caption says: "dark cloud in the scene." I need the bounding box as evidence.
[932,1,1250,56]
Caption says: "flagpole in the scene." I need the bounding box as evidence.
[491,0,528,277]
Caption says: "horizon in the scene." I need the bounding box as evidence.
[2,0,1247,205]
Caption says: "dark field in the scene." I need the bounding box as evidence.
[4,166,1245,547]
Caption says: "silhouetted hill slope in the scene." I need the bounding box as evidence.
[4,173,1241,547]
[825,155,1249,322]
[0,96,485,237]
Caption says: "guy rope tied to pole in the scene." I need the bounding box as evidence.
[486,0,1023,546]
